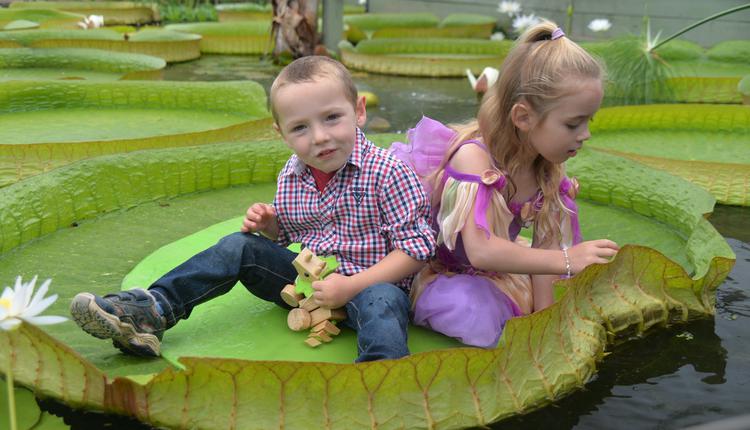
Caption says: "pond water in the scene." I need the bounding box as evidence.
[38,55,750,429]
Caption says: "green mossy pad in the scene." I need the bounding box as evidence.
[0,47,165,81]
[588,104,750,206]
[0,8,83,30]
[9,1,157,25]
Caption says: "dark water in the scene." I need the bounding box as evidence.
[41,55,750,429]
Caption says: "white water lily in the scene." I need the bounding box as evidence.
[512,13,541,33]
[0,276,67,331]
[497,1,521,17]
[466,67,500,93]
[77,14,104,30]
[588,18,612,32]
[490,31,506,41]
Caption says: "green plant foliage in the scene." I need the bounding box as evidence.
[166,21,271,54]
[340,38,511,76]
[0,8,83,29]
[707,40,750,64]
[2,19,40,31]
[588,104,750,206]
[160,3,217,25]
[666,76,741,104]
[0,28,202,62]
[0,133,734,428]
[0,80,274,188]
[345,12,439,32]
[653,38,704,61]
[440,13,497,28]
[0,47,165,80]
[9,1,158,25]
[598,35,673,105]
[216,2,272,22]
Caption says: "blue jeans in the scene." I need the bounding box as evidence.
[148,232,410,362]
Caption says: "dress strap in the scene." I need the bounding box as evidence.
[442,141,507,240]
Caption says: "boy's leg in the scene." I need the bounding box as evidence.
[71,232,297,356]
[343,283,410,362]
[150,232,297,326]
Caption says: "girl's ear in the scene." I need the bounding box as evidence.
[511,102,534,132]
[273,121,282,136]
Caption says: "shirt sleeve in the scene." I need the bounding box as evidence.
[378,160,436,261]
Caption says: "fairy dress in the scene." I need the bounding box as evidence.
[391,116,582,348]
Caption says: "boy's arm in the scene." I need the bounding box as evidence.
[311,249,424,309]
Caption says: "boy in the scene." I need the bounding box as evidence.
[70,56,436,362]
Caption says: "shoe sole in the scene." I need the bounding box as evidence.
[70,293,161,357]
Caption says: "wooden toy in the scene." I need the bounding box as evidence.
[281,248,347,347]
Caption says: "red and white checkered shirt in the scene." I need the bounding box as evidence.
[274,129,436,291]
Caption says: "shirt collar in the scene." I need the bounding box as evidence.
[290,128,369,176]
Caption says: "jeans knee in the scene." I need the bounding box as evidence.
[355,283,409,317]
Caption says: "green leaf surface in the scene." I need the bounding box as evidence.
[0,8,83,29]
[0,28,201,62]
[0,80,273,187]
[587,104,750,206]
[0,47,165,75]
[706,40,750,64]
[0,136,734,428]
[165,21,272,54]
[9,1,157,25]
[341,38,511,77]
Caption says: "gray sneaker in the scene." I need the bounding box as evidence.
[70,288,166,357]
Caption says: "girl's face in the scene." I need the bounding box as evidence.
[526,78,603,164]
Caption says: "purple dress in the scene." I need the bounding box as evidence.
[391,116,583,348]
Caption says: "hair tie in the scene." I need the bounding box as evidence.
[551,27,565,40]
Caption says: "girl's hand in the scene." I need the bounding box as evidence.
[241,203,276,233]
[311,273,355,309]
[567,239,619,274]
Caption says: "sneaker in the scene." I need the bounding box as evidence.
[70,288,166,357]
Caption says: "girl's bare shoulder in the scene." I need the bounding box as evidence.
[449,142,494,175]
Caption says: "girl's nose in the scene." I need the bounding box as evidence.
[578,126,591,142]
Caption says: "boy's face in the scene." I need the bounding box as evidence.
[273,77,366,173]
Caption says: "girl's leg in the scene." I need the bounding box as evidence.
[412,274,519,348]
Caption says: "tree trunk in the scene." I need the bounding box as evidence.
[272,0,319,60]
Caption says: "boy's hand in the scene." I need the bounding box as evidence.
[241,203,276,233]
[311,273,356,309]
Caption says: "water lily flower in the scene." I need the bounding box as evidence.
[77,14,104,30]
[588,18,612,32]
[466,67,500,94]
[512,13,541,33]
[0,276,66,331]
[497,1,521,17]
[490,31,506,41]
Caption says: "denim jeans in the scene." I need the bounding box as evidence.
[148,232,410,362]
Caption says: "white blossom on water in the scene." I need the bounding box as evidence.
[0,276,66,331]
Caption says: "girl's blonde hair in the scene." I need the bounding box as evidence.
[437,20,604,245]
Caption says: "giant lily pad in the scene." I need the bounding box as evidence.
[588,104,750,206]
[0,136,733,427]
[165,21,272,54]
[0,28,201,62]
[216,2,273,22]
[0,80,274,188]
[0,47,165,81]
[340,38,511,77]
[9,1,158,26]
[0,8,83,30]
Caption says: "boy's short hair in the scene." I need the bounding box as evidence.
[269,56,359,124]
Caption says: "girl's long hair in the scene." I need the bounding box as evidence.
[431,20,604,245]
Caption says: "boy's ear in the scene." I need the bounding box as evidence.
[355,95,367,128]
[510,102,534,132]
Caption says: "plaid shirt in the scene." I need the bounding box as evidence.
[274,129,435,291]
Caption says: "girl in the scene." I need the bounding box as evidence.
[391,21,619,348]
